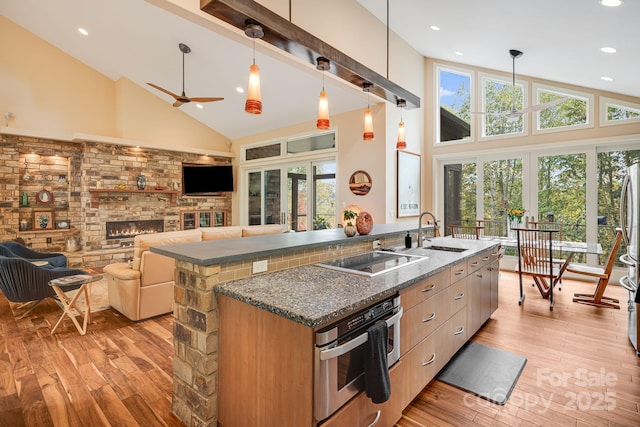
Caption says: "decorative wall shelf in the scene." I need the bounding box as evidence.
[89,189,180,208]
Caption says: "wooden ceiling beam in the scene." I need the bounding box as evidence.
[200,0,420,109]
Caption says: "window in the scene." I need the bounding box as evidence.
[597,149,640,265]
[481,75,525,138]
[443,162,477,233]
[483,158,522,219]
[534,85,593,133]
[436,66,472,143]
[600,97,640,126]
[243,130,336,162]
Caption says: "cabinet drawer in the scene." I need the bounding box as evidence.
[450,262,467,283]
[448,308,468,356]
[467,249,492,272]
[450,277,467,314]
[401,323,449,400]
[400,288,451,355]
[400,268,450,311]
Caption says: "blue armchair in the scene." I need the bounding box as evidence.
[0,255,86,318]
[0,241,67,268]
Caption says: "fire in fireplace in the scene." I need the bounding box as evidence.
[106,220,164,240]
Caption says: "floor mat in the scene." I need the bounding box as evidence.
[436,341,527,405]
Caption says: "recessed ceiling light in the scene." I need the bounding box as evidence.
[600,0,621,6]
[455,51,464,56]
[196,104,204,109]
[430,25,440,31]
[78,27,88,36]
[601,76,614,81]
[600,46,617,53]
[236,87,245,93]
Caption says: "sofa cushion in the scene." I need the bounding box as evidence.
[132,229,202,270]
[201,226,242,241]
[241,224,286,237]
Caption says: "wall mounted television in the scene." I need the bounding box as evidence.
[182,163,234,195]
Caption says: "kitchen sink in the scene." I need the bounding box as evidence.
[420,245,468,253]
[315,251,427,277]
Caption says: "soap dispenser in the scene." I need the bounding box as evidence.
[405,232,412,248]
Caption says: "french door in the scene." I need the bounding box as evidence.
[244,160,336,231]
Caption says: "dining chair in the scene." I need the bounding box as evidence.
[476,219,508,238]
[565,228,623,309]
[527,221,563,241]
[449,225,483,239]
[515,227,565,310]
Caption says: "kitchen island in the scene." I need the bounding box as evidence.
[152,224,499,427]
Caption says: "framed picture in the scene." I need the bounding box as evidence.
[397,150,421,217]
[33,210,54,230]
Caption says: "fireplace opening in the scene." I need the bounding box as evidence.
[106,220,164,240]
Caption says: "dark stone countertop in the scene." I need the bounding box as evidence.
[151,223,430,265]
[215,237,498,329]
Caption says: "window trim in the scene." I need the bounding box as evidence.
[532,83,594,134]
[434,63,475,146]
[599,96,640,127]
[240,129,338,164]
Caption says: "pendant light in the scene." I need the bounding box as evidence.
[362,82,374,141]
[316,57,331,130]
[244,21,264,114]
[396,99,407,149]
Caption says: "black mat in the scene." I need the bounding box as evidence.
[436,342,527,405]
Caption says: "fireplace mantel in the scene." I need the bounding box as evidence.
[89,189,179,208]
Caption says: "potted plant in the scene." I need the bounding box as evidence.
[343,210,358,237]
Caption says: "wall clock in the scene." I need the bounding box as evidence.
[36,189,54,204]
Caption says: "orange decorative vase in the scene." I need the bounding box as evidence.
[356,212,373,235]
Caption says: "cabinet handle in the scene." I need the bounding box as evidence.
[454,292,465,300]
[470,261,479,267]
[366,410,381,427]
[481,256,490,261]
[454,326,465,336]
[476,274,483,279]
[422,312,436,323]
[454,269,465,276]
[421,284,436,293]
[422,353,436,366]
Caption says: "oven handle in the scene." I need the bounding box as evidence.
[319,307,403,361]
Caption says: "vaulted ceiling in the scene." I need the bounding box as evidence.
[2,0,637,140]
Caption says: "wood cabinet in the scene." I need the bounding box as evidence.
[181,210,226,229]
[466,249,500,337]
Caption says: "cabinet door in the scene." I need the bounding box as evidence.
[448,308,468,356]
[450,277,467,315]
[400,288,451,355]
[214,211,226,227]
[490,260,500,314]
[199,211,212,227]
[467,272,483,337]
[182,212,196,230]
[480,264,492,323]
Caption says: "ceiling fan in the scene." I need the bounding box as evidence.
[147,43,223,108]
[473,49,566,120]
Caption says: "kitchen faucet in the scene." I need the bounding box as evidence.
[417,211,440,247]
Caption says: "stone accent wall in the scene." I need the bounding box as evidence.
[0,133,232,268]
[171,232,404,426]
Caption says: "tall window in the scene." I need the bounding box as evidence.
[483,159,522,219]
[537,154,586,242]
[437,67,472,143]
[443,162,476,233]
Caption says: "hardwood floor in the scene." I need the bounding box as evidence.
[398,272,640,427]
[0,271,638,426]
[0,291,182,426]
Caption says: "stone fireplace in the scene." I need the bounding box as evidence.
[105,219,164,240]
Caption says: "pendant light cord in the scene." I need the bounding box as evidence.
[386,0,390,79]
[182,51,186,94]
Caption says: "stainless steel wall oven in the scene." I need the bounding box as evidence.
[313,295,402,422]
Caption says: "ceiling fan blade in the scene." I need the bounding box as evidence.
[172,99,185,107]
[518,97,568,114]
[146,82,180,100]
[189,97,224,103]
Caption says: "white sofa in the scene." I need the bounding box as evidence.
[104,224,286,321]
